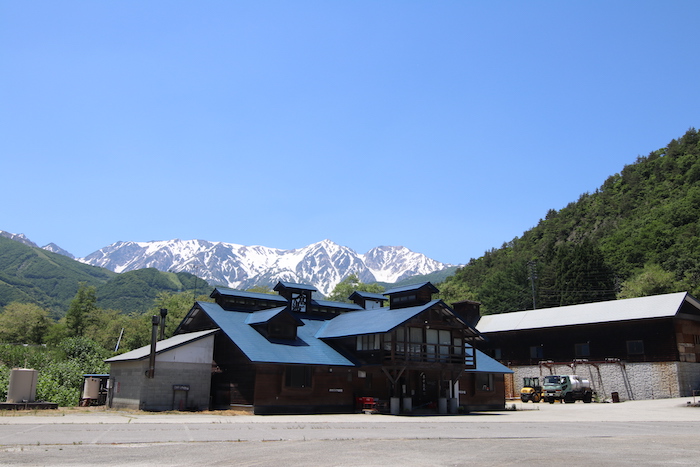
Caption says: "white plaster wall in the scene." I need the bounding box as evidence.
[155,335,215,364]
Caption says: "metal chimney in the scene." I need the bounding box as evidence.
[147,315,160,378]
[159,308,168,340]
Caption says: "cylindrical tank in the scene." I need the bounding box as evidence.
[568,375,591,392]
[82,377,101,400]
[7,368,38,403]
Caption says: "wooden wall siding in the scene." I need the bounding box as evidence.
[675,318,700,362]
[483,318,679,365]
[389,289,434,309]
[210,334,256,407]
[252,364,358,413]
[458,373,507,410]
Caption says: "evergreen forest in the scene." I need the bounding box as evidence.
[437,128,700,314]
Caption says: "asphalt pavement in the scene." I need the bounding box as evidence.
[1,397,699,466]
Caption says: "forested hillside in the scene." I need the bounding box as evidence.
[0,237,204,317]
[439,128,700,314]
[0,236,115,318]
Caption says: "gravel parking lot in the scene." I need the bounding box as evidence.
[1,397,699,466]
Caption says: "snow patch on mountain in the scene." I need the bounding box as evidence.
[79,238,452,296]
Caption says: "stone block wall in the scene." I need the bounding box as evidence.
[510,360,700,401]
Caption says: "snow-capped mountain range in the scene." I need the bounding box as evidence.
[1,230,453,295]
[78,239,452,296]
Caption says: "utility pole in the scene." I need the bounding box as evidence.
[527,260,538,310]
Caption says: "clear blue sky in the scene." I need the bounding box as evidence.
[2,1,699,265]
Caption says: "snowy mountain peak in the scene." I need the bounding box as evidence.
[79,238,452,296]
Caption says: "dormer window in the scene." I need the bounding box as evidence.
[384,282,439,309]
[269,321,296,340]
[245,306,304,341]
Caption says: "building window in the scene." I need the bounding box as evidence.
[285,366,312,388]
[476,373,494,392]
[626,340,645,355]
[575,343,590,357]
[493,348,502,360]
[356,334,380,351]
[530,345,543,359]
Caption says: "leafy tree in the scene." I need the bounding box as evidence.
[150,291,209,338]
[326,274,384,303]
[65,283,98,337]
[0,338,108,406]
[618,263,678,299]
[436,277,478,306]
[0,302,50,344]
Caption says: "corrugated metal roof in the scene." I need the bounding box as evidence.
[384,282,438,295]
[105,329,218,363]
[316,300,441,339]
[198,302,355,366]
[477,292,691,334]
[468,349,514,374]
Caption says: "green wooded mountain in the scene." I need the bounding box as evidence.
[0,237,203,317]
[441,128,700,314]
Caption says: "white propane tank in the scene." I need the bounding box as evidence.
[7,368,38,403]
[568,375,591,392]
[82,377,101,400]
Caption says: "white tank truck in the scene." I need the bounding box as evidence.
[542,375,593,403]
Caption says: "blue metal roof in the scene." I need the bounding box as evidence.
[316,300,442,339]
[244,306,304,326]
[105,329,219,363]
[311,298,364,311]
[274,281,318,292]
[384,282,438,295]
[210,287,288,303]
[197,301,355,366]
[468,349,514,374]
[349,291,387,301]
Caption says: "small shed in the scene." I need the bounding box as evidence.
[105,329,217,411]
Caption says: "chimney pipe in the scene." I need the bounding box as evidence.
[147,315,160,378]
[159,308,168,340]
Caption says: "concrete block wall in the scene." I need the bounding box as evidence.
[511,361,700,401]
[140,362,211,411]
[110,361,212,411]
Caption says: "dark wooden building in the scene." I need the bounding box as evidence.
[173,281,508,414]
[476,292,700,401]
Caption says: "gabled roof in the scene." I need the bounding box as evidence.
[105,329,218,363]
[244,306,304,326]
[210,287,287,304]
[196,301,354,366]
[476,292,699,334]
[316,299,452,339]
[349,291,387,301]
[384,282,439,295]
[273,281,318,292]
[468,349,514,374]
